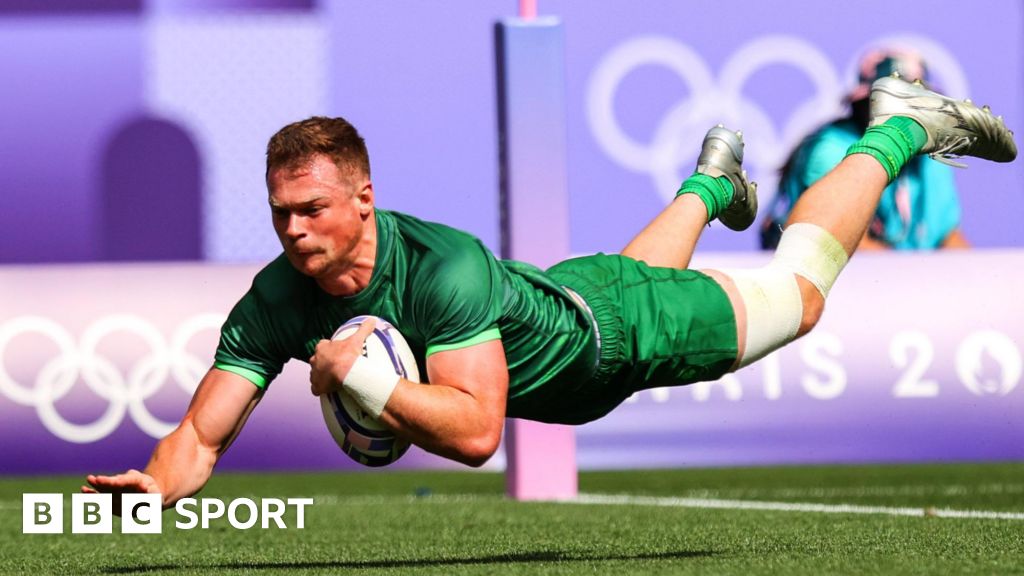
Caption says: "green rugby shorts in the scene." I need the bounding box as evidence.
[547,253,738,421]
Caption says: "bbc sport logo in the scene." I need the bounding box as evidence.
[22,494,313,534]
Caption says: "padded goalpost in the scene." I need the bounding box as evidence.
[494,3,579,500]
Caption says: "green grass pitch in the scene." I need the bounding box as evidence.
[2,462,1023,575]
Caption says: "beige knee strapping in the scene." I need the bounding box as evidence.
[774,223,849,299]
[719,266,802,368]
[720,223,849,367]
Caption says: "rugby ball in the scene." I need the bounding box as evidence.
[319,315,421,467]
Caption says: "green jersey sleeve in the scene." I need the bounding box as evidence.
[214,289,287,389]
[413,239,504,356]
[212,257,308,389]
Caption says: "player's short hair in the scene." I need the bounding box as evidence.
[266,116,371,184]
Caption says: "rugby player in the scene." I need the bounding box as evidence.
[85,76,1016,508]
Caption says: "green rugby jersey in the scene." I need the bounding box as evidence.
[214,209,597,421]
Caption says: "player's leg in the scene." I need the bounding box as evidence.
[711,75,1017,368]
[620,193,709,270]
[788,76,1016,253]
[622,126,757,269]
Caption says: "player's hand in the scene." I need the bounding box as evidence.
[81,469,161,516]
[309,317,376,396]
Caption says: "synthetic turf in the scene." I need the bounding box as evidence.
[2,462,1023,575]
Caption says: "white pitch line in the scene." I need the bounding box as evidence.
[570,493,1024,521]
[674,482,1024,499]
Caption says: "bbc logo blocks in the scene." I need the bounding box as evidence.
[72,494,112,534]
[23,493,162,534]
[23,494,312,533]
[22,494,63,534]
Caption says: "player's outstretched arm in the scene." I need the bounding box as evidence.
[83,368,263,509]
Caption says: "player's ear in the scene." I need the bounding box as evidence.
[355,181,374,216]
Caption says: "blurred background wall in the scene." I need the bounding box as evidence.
[3,0,1021,265]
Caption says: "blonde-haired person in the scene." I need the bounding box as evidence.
[763,49,969,250]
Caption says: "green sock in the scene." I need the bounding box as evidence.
[677,173,734,221]
[845,117,927,182]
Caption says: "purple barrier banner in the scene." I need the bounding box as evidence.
[0,264,460,475]
[2,253,1022,474]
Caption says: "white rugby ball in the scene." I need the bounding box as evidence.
[319,315,421,467]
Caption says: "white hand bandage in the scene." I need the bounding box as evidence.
[342,356,401,419]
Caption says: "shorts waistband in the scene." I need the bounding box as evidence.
[561,285,601,369]
[549,271,622,386]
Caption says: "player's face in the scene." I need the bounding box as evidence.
[267,155,372,280]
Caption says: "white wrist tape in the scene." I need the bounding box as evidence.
[342,356,400,419]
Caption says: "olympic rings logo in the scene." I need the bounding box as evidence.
[0,314,225,443]
[587,33,970,205]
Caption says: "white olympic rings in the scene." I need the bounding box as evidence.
[587,33,969,205]
[0,314,225,443]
